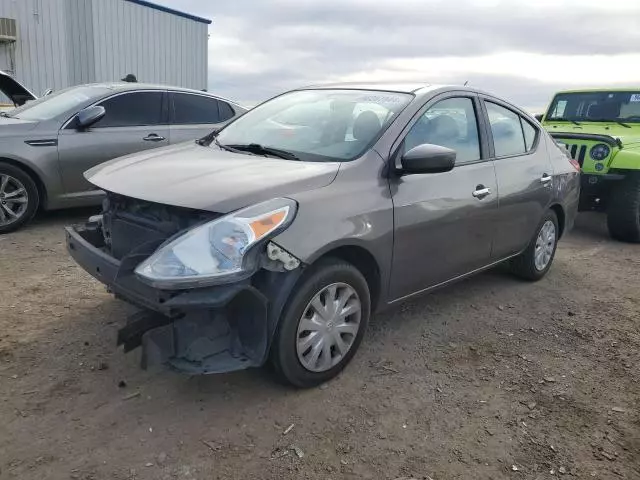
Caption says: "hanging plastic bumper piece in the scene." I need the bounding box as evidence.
[65,222,272,374]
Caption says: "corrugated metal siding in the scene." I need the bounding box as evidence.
[65,0,95,85]
[0,0,69,95]
[91,0,208,89]
[0,0,208,96]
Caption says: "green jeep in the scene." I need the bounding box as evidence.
[538,89,640,242]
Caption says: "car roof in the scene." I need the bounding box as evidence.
[67,82,244,108]
[297,82,496,97]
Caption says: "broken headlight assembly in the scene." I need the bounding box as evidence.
[134,198,297,289]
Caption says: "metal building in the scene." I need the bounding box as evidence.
[0,0,210,97]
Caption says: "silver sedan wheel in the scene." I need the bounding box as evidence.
[296,282,362,373]
[0,174,29,227]
[534,220,556,271]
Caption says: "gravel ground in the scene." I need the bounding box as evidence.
[0,210,639,480]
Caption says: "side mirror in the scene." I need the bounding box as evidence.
[41,88,53,97]
[400,144,456,174]
[76,105,105,130]
[534,114,544,122]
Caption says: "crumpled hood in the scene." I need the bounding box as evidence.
[86,142,340,213]
[545,122,640,148]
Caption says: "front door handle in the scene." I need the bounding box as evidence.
[143,133,166,142]
[540,173,552,184]
[472,186,492,199]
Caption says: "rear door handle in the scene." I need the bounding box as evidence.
[541,173,552,184]
[472,186,492,199]
[143,134,165,142]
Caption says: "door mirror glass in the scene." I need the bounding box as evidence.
[76,105,106,129]
[401,143,456,174]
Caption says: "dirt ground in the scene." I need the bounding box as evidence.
[0,209,638,480]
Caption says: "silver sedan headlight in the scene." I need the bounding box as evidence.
[135,198,297,289]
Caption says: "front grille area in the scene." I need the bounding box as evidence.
[102,192,220,260]
[564,143,587,166]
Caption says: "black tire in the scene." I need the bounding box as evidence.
[606,175,640,243]
[0,162,39,234]
[509,210,559,281]
[270,258,371,388]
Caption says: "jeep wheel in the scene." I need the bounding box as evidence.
[607,175,640,243]
[270,258,370,388]
[0,162,39,234]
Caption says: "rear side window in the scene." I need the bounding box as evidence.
[486,102,526,157]
[521,119,538,151]
[173,93,222,124]
[218,101,235,122]
[95,92,164,128]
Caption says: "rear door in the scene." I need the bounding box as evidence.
[57,90,169,195]
[479,97,554,258]
[389,93,499,300]
[168,92,237,144]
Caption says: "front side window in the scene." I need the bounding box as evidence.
[403,97,481,164]
[546,91,640,123]
[173,93,222,124]
[215,89,413,162]
[486,102,526,157]
[95,92,164,128]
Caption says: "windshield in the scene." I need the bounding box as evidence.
[215,89,413,161]
[6,86,109,121]
[546,91,640,124]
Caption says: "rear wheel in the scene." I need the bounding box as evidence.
[270,258,370,388]
[509,210,559,281]
[0,162,39,234]
[606,175,640,243]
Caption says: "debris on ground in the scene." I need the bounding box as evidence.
[283,423,295,435]
[122,391,141,401]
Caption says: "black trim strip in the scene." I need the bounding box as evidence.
[25,139,58,147]
[549,132,621,148]
[578,145,587,166]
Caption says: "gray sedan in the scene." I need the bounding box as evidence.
[0,83,246,233]
[66,83,580,387]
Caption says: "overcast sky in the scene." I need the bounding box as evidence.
[162,0,640,112]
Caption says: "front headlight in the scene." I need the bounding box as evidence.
[135,198,297,289]
[590,143,610,161]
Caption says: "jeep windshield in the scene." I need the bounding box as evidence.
[215,89,413,162]
[546,91,640,124]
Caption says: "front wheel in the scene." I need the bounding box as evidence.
[270,258,371,388]
[0,162,39,234]
[509,210,559,281]
[606,176,640,243]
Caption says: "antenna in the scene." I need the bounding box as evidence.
[463,80,469,86]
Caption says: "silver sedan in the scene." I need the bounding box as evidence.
[0,82,246,233]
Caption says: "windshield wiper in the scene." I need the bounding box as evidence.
[224,143,300,161]
[616,120,631,128]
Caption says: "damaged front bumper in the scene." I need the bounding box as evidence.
[65,222,293,375]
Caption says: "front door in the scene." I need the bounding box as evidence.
[57,90,169,196]
[480,99,554,258]
[389,94,499,300]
